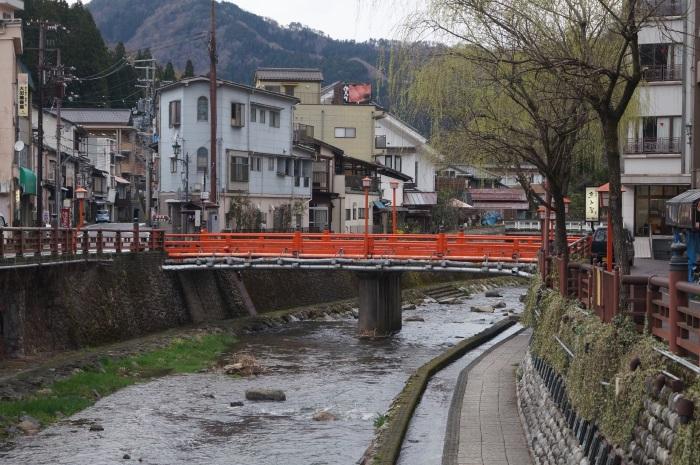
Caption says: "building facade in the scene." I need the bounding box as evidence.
[621,2,693,241]
[157,77,311,233]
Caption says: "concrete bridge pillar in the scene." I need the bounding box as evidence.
[356,271,402,337]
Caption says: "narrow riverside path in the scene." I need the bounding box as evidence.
[456,330,533,465]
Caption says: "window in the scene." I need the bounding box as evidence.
[250,156,262,172]
[383,155,402,171]
[270,110,280,128]
[346,209,351,221]
[384,155,392,168]
[375,135,387,148]
[415,162,419,183]
[640,43,681,81]
[230,156,249,182]
[358,208,366,220]
[335,127,356,138]
[259,108,266,124]
[231,103,245,127]
[197,97,208,121]
[285,158,293,176]
[264,85,281,93]
[170,158,177,174]
[352,203,357,220]
[196,147,208,173]
[250,105,257,123]
[394,156,402,172]
[284,85,295,96]
[293,159,301,177]
[168,100,181,127]
[268,157,275,171]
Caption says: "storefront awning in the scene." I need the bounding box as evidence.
[114,176,130,185]
[19,167,37,196]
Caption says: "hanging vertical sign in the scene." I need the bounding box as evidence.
[585,187,599,222]
[17,73,29,117]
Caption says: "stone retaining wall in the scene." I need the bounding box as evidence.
[518,352,695,465]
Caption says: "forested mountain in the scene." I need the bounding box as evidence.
[86,0,391,92]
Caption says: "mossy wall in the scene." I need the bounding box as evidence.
[522,278,700,465]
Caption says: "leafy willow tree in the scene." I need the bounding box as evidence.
[403,0,671,274]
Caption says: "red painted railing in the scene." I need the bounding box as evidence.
[546,246,700,366]
[163,231,564,263]
[0,226,166,260]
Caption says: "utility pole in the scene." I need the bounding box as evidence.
[135,58,157,226]
[36,24,46,226]
[54,49,64,229]
[209,0,218,206]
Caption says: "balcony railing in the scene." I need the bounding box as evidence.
[624,137,681,154]
[640,0,685,17]
[294,123,314,143]
[313,171,329,190]
[345,175,380,193]
[642,64,682,82]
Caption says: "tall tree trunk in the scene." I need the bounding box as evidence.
[549,182,569,295]
[602,119,630,275]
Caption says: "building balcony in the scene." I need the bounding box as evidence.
[294,123,314,143]
[642,64,682,82]
[313,171,329,190]
[345,175,380,193]
[639,0,684,17]
[624,137,681,154]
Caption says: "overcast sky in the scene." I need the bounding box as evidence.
[68,0,421,42]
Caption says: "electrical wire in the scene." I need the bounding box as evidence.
[77,60,131,82]
[76,58,129,80]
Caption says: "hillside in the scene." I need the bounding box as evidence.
[87,0,391,91]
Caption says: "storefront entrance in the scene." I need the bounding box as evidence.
[634,185,687,236]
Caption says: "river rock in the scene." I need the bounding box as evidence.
[404,316,425,322]
[471,305,495,313]
[17,415,40,435]
[223,354,265,376]
[519,294,527,302]
[402,304,417,311]
[494,301,507,309]
[312,410,337,421]
[229,401,244,407]
[89,424,104,432]
[485,290,503,298]
[245,389,286,402]
[123,454,131,460]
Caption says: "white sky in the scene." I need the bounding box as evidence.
[69,0,422,42]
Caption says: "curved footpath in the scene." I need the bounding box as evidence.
[446,330,534,465]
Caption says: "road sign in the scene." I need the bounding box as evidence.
[585,187,599,222]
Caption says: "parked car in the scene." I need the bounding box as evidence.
[0,214,6,228]
[95,210,111,224]
[590,226,635,267]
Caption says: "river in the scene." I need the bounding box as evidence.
[2,285,526,465]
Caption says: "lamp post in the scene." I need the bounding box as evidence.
[362,176,371,234]
[75,187,87,230]
[596,183,624,272]
[389,180,399,234]
[172,140,189,202]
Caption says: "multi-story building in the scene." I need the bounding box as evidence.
[157,76,311,233]
[621,1,693,249]
[0,0,27,226]
[255,68,323,105]
[258,68,437,231]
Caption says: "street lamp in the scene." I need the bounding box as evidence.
[597,183,625,272]
[389,180,399,234]
[75,187,87,230]
[171,140,189,202]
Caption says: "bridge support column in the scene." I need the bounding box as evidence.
[356,271,402,337]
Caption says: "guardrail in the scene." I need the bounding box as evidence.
[0,226,166,261]
[163,231,563,263]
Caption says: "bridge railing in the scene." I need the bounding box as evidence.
[163,231,567,263]
[0,226,166,260]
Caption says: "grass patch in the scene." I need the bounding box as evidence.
[373,413,388,429]
[0,333,235,437]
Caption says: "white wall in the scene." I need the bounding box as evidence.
[622,187,635,232]
[624,156,682,175]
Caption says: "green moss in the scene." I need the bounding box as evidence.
[672,378,700,465]
[0,333,235,436]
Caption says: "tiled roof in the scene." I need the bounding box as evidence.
[51,108,133,125]
[255,68,324,82]
[403,191,438,206]
[469,188,528,202]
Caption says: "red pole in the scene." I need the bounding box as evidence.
[364,184,369,257]
[392,186,397,235]
[606,209,613,272]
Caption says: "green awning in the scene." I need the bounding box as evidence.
[19,167,37,196]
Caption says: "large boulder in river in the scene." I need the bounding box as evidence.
[17,415,40,435]
[494,301,507,309]
[471,305,495,313]
[485,290,503,298]
[312,410,337,421]
[404,316,425,322]
[245,389,286,402]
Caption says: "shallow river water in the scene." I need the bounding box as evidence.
[2,285,526,465]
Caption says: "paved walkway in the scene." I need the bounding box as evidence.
[456,331,533,465]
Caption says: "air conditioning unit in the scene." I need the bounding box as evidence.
[0,181,11,193]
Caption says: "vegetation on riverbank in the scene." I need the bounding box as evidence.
[522,278,700,465]
[0,333,234,439]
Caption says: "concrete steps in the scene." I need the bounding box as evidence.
[424,285,470,304]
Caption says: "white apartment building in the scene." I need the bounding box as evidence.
[157,77,312,232]
[622,0,693,244]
